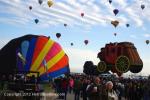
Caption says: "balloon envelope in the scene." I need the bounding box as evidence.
[111,20,119,28]
[71,43,73,46]
[56,33,61,39]
[81,13,84,17]
[29,6,32,10]
[146,40,149,44]
[0,35,70,81]
[84,40,89,45]
[35,19,39,24]
[141,4,145,10]
[126,24,130,27]
[38,0,43,5]
[47,0,53,7]
[109,0,112,4]
[113,9,119,15]
[64,24,67,27]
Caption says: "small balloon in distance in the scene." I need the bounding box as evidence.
[29,6,32,10]
[109,0,112,4]
[81,13,84,17]
[35,19,39,24]
[113,9,119,16]
[111,20,119,28]
[47,0,53,7]
[56,33,61,39]
[146,40,149,44]
[114,33,117,36]
[126,24,130,27]
[64,24,67,27]
[70,43,73,46]
[141,4,145,10]
[38,0,43,5]
[84,40,89,45]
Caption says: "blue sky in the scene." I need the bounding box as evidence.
[0,0,150,75]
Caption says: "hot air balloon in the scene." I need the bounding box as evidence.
[81,13,84,17]
[114,33,117,36]
[109,0,112,4]
[97,42,143,76]
[38,0,43,5]
[126,24,130,27]
[84,40,89,45]
[111,20,119,28]
[29,6,32,10]
[113,9,119,16]
[56,33,61,39]
[71,43,73,46]
[141,4,145,10]
[64,24,67,27]
[35,19,39,24]
[0,35,70,81]
[146,40,149,44]
[47,0,53,7]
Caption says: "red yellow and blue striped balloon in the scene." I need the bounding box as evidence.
[16,35,70,80]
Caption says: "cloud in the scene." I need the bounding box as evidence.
[64,48,99,73]
[129,35,138,39]
[143,33,150,38]
[141,58,150,75]
[125,7,143,27]
[0,0,148,28]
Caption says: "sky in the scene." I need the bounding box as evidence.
[0,0,150,76]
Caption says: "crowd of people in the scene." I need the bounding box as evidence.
[1,73,150,100]
[52,74,150,100]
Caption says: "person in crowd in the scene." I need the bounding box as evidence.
[116,83,124,100]
[61,77,69,100]
[69,77,74,94]
[105,81,118,100]
[82,78,89,100]
[86,77,106,100]
[74,77,82,100]
[143,81,150,100]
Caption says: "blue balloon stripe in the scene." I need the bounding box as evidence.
[40,66,70,80]
[21,41,29,59]
[24,38,37,71]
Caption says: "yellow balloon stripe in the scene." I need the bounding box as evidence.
[38,50,65,75]
[30,40,54,71]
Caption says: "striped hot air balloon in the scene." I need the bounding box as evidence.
[0,35,70,81]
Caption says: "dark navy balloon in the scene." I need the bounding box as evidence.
[38,0,43,5]
[71,43,73,46]
[126,24,130,27]
[113,9,119,16]
[141,4,145,10]
[109,0,112,4]
[56,33,61,39]
[35,19,39,24]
